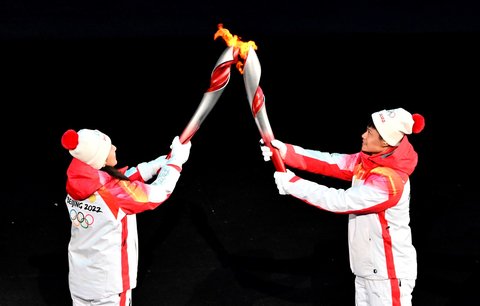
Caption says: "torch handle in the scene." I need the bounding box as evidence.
[265,142,286,172]
[260,127,286,172]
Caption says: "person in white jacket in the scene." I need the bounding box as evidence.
[61,128,191,306]
[261,108,425,306]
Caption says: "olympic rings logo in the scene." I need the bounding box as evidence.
[70,209,95,229]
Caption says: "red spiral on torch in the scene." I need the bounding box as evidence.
[251,87,264,116]
[207,49,239,92]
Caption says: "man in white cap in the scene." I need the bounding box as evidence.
[61,128,192,306]
[261,108,425,306]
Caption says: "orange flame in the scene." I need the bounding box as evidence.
[214,23,257,74]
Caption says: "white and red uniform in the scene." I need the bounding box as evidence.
[64,158,182,304]
[280,136,418,306]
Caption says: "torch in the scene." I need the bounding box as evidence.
[214,24,286,172]
[164,45,238,163]
[178,46,239,144]
[242,47,286,172]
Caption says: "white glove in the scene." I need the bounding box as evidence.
[260,138,287,161]
[137,155,168,180]
[273,169,296,195]
[260,139,273,161]
[168,136,191,167]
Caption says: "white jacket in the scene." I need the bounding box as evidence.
[279,137,418,280]
[65,158,182,299]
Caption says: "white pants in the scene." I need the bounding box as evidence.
[71,290,132,306]
[355,276,415,306]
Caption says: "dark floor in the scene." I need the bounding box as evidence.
[1,20,479,305]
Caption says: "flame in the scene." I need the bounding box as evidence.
[214,23,257,74]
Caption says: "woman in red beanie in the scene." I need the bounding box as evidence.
[261,108,425,306]
[61,129,192,306]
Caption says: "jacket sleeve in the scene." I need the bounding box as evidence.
[123,163,155,182]
[283,168,404,214]
[99,164,183,215]
[283,143,360,181]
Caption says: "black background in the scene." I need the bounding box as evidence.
[1,1,479,305]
